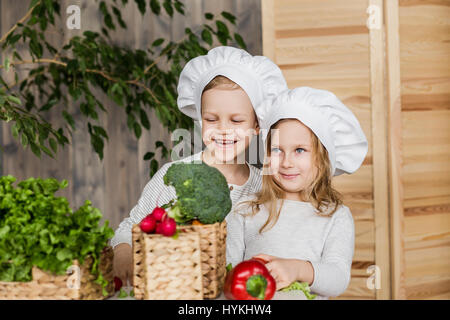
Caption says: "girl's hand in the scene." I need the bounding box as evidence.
[252,253,313,290]
[113,243,133,286]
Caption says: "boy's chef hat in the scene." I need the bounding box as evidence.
[177,46,288,125]
[260,87,368,176]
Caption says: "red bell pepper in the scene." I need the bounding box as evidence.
[223,258,276,300]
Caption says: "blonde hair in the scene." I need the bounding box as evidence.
[203,75,241,91]
[240,119,343,233]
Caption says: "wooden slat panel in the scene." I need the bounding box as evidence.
[332,277,377,299]
[274,0,368,30]
[386,0,407,300]
[399,0,450,300]
[261,0,275,60]
[67,0,107,225]
[354,220,376,263]
[369,0,391,299]
[275,34,369,65]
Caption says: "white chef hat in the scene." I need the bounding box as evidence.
[177,46,288,125]
[260,87,368,176]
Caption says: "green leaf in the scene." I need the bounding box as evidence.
[21,134,29,148]
[93,126,108,140]
[118,288,128,298]
[8,34,22,45]
[216,21,229,35]
[280,281,317,300]
[205,13,214,20]
[4,57,10,72]
[49,138,57,153]
[104,14,115,30]
[0,225,10,238]
[150,159,159,177]
[150,0,161,15]
[221,12,236,25]
[201,29,213,46]
[174,0,184,14]
[44,0,54,16]
[152,38,164,47]
[62,111,76,130]
[140,109,150,129]
[30,143,41,157]
[56,248,72,261]
[163,0,173,17]
[135,0,146,15]
[11,124,19,139]
[234,33,247,50]
[133,122,142,139]
[143,152,154,160]
[39,144,54,158]
[6,95,21,105]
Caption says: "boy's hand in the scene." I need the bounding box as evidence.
[252,253,308,290]
[113,243,133,286]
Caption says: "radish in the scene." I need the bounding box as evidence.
[155,222,163,234]
[114,276,123,292]
[151,207,166,222]
[160,217,177,236]
[140,214,156,233]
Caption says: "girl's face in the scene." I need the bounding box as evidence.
[269,119,317,200]
[201,87,259,164]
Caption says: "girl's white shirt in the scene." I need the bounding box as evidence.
[110,151,262,248]
[226,196,355,299]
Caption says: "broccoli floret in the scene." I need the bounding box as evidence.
[163,162,232,224]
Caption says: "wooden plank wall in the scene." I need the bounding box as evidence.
[0,0,262,230]
[262,0,389,299]
[398,0,450,300]
[263,0,450,299]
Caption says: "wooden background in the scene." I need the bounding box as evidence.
[262,0,450,299]
[397,0,450,300]
[0,0,262,230]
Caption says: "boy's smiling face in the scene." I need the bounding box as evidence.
[201,86,259,164]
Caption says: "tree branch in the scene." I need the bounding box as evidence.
[0,1,41,44]
[1,58,160,103]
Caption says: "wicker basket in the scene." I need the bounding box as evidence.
[0,247,114,300]
[132,220,227,300]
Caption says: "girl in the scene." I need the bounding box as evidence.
[226,87,368,299]
[111,46,288,285]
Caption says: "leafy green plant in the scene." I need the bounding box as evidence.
[0,175,114,296]
[280,281,317,300]
[0,0,247,177]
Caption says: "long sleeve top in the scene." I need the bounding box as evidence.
[225,196,355,299]
[110,151,262,248]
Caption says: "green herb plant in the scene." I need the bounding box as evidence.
[0,175,114,296]
[280,281,317,300]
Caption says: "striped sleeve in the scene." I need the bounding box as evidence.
[109,162,177,248]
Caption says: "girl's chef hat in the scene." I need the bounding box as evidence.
[177,46,288,125]
[260,87,368,176]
